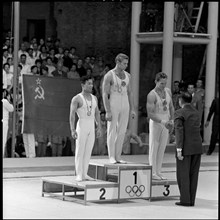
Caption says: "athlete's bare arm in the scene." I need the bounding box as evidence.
[127,74,135,114]
[69,95,81,138]
[102,71,113,121]
[94,96,102,137]
[146,91,164,123]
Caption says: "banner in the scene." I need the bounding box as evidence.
[21,75,81,136]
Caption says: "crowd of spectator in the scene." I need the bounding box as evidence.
[2,33,111,158]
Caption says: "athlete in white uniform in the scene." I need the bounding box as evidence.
[147,72,174,180]
[69,75,101,181]
[102,53,136,164]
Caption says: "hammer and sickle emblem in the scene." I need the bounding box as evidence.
[35,86,45,100]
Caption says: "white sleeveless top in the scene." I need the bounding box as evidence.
[76,93,97,120]
[152,88,171,120]
[110,70,129,95]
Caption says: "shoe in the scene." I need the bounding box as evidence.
[117,160,127,164]
[109,158,117,164]
[157,173,167,180]
[152,174,161,180]
[75,176,83,182]
[206,151,212,155]
[175,202,191,207]
[84,175,95,181]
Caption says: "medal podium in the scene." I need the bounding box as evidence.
[42,159,179,205]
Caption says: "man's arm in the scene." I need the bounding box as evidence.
[94,96,101,131]
[69,95,79,138]
[102,72,111,113]
[174,111,184,160]
[127,74,135,112]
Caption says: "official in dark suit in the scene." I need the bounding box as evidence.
[204,93,219,155]
[174,92,203,207]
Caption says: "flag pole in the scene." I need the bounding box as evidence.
[11,2,20,157]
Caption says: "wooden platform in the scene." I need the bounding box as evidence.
[42,176,118,205]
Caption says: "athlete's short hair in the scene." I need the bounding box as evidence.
[80,75,93,84]
[115,53,129,63]
[155,72,168,82]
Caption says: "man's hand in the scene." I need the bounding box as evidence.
[177,151,184,160]
[71,130,78,139]
[166,120,174,133]
[105,111,112,121]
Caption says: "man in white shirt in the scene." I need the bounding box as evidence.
[2,90,14,157]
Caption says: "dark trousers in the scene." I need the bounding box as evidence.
[176,154,201,205]
[208,125,219,154]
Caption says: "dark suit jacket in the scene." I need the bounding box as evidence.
[207,97,219,127]
[174,104,203,156]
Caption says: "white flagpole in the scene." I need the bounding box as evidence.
[11,2,20,157]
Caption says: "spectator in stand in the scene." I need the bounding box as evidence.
[2,64,8,90]
[86,68,93,77]
[72,56,79,65]
[7,46,13,58]
[48,135,64,157]
[38,38,45,51]
[2,89,14,157]
[62,48,73,70]
[55,47,64,60]
[18,42,28,60]
[48,47,58,65]
[29,36,37,49]
[32,42,41,60]
[30,65,38,75]
[54,38,61,54]
[45,56,56,76]
[45,37,53,51]
[93,56,105,78]
[3,63,13,92]
[67,63,80,79]
[35,59,43,75]
[26,48,37,67]
[3,49,9,65]
[89,56,96,71]
[19,54,31,75]
[195,78,205,136]
[69,46,78,60]
[3,38,11,50]
[187,83,203,123]
[35,134,48,157]
[7,57,14,75]
[51,61,67,78]
[172,80,181,111]
[83,56,91,70]
[77,58,86,78]
[22,36,30,50]
[41,65,49,77]
[39,45,49,64]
